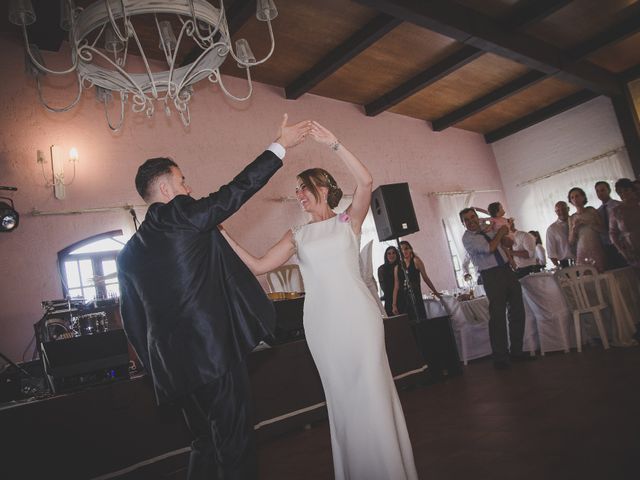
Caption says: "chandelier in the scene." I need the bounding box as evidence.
[8,0,278,130]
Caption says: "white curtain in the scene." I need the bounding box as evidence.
[526,149,634,241]
[437,192,474,267]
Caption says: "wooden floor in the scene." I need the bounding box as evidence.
[135,345,640,480]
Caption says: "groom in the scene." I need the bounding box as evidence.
[117,115,311,479]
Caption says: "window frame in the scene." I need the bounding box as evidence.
[57,229,124,300]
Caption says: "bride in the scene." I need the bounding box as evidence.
[221,121,418,480]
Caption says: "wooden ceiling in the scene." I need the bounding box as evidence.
[4,0,640,143]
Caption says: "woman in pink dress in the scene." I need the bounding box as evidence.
[610,178,640,268]
[568,187,606,272]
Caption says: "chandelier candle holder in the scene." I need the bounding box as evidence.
[9,0,278,131]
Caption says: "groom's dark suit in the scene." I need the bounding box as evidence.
[117,149,281,479]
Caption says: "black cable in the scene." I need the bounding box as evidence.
[129,207,139,231]
[0,351,33,377]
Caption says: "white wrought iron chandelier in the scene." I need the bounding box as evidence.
[8,0,278,131]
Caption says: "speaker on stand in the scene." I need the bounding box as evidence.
[371,183,461,383]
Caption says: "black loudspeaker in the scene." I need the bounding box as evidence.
[371,183,419,241]
[41,330,130,393]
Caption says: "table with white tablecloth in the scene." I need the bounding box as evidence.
[437,293,540,364]
[433,267,639,364]
[598,267,640,347]
[436,296,492,364]
[519,272,576,354]
[432,271,587,363]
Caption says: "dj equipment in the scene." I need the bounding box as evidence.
[0,359,47,402]
[371,183,419,241]
[271,296,305,344]
[41,329,130,394]
[72,312,109,336]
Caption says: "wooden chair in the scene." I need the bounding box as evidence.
[265,264,304,293]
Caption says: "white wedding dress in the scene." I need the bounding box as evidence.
[293,214,418,480]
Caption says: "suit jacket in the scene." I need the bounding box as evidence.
[598,199,620,245]
[117,150,280,404]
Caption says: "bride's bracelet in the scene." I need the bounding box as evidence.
[330,140,340,151]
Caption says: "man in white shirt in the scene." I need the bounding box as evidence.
[508,219,538,278]
[545,201,574,268]
[595,181,627,269]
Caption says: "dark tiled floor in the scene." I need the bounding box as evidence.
[133,346,640,479]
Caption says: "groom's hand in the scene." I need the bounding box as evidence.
[276,113,312,149]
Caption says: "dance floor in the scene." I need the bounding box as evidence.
[116,344,640,480]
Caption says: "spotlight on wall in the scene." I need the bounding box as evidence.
[0,188,19,232]
[37,145,79,200]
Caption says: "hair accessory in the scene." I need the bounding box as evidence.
[323,172,337,190]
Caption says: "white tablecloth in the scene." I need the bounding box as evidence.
[520,272,575,354]
[598,267,639,347]
[439,296,492,364]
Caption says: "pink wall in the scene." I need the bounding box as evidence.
[0,33,504,362]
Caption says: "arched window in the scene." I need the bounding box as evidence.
[58,230,126,301]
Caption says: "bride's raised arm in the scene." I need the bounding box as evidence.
[309,122,373,233]
[219,226,296,276]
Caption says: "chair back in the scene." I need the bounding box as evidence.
[554,265,605,311]
[265,264,305,293]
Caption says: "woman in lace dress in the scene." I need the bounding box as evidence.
[221,121,418,480]
[568,187,606,272]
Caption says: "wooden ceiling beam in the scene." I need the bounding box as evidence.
[504,0,574,29]
[431,71,547,131]
[621,64,640,82]
[364,45,483,116]
[284,14,402,100]
[484,90,599,143]
[354,0,621,96]
[568,3,640,60]
[226,0,255,37]
[432,2,638,131]
[365,0,571,118]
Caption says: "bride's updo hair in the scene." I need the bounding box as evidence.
[297,168,343,209]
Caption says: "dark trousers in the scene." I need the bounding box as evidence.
[180,360,257,480]
[604,243,628,270]
[480,265,525,362]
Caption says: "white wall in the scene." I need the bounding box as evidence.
[491,96,633,235]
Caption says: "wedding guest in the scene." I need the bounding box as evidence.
[117,115,311,480]
[392,241,442,318]
[391,241,451,383]
[546,201,574,268]
[460,208,532,369]
[377,246,400,317]
[508,219,538,278]
[568,187,606,272]
[595,181,627,269]
[610,178,640,268]
[486,202,508,230]
[528,230,547,269]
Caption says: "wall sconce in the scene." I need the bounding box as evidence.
[0,186,19,233]
[37,145,78,200]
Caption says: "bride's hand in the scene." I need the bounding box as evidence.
[309,121,338,146]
